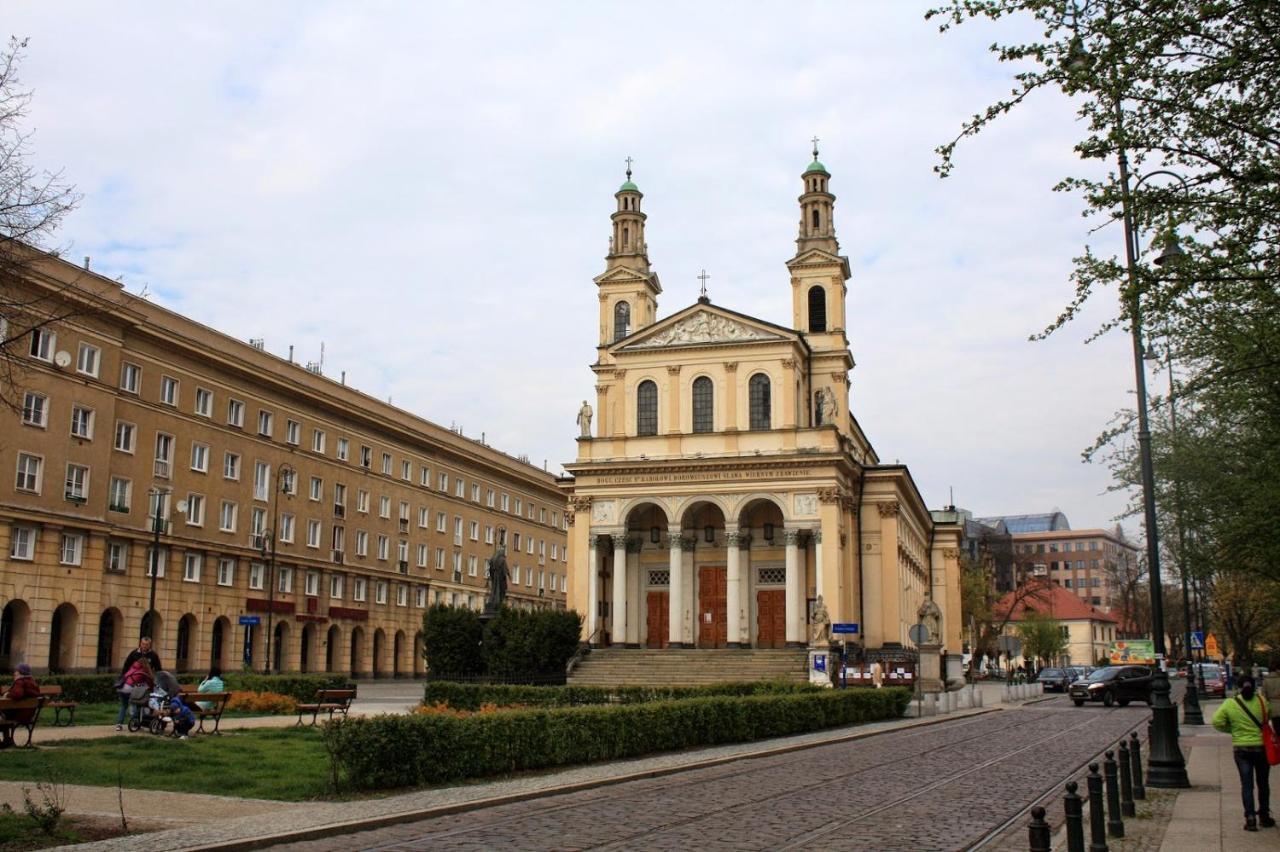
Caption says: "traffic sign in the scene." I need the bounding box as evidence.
[832,623,860,635]
[238,615,261,626]
[1205,634,1220,657]
[908,623,930,645]
[1189,631,1205,651]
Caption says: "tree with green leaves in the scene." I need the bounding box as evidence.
[1017,609,1069,666]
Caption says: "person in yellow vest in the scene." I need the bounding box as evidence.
[1212,674,1274,832]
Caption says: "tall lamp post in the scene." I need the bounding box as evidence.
[144,488,168,639]
[262,463,295,675]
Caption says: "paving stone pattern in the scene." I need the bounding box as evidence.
[273,700,1148,852]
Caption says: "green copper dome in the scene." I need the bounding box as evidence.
[618,180,639,192]
[804,159,828,174]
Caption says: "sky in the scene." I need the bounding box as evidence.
[7,1,1147,533]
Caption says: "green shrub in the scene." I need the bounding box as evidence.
[480,608,582,679]
[423,679,818,711]
[421,605,483,679]
[326,687,911,791]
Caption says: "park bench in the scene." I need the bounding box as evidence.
[0,696,46,748]
[296,687,357,726]
[182,691,231,735]
[39,685,77,726]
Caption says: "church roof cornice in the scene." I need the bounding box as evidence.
[608,301,810,355]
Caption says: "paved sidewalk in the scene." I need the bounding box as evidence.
[53,704,1001,851]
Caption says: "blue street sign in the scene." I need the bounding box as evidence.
[813,654,827,672]
[1189,630,1205,650]
[832,623,860,634]
[238,615,261,626]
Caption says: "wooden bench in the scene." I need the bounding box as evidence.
[296,688,357,726]
[181,691,231,735]
[39,685,77,727]
[0,697,46,748]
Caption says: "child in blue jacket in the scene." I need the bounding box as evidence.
[168,695,197,739]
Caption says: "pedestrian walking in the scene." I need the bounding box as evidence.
[1211,674,1274,831]
[115,638,161,730]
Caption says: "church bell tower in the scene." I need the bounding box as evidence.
[595,160,661,351]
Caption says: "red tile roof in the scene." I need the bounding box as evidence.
[995,580,1117,623]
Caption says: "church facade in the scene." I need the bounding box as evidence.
[563,154,963,657]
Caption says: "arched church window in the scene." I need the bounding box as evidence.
[613,301,631,342]
[636,380,657,436]
[748,373,771,430]
[692,376,713,433]
[622,226,630,248]
[808,286,827,333]
[811,208,820,230]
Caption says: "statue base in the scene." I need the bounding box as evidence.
[918,643,944,694]
[808,649,834,688]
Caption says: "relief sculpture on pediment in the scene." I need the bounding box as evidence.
[626,310,783,349]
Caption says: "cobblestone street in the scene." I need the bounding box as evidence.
[273,698,1149,851]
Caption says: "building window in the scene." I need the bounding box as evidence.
[114,421,135,453]
[280,513,295,543]
[397,584,408,607]
[330,574,344,599]
[28,328,55,361]
[486,489,495,508]
[613,301,631,341]
[10,526,36,560]
[60,533,84,566]
[436,511,447,533]
[375,581,388,605]
[194,387,213,417]
[285,419,301,445]
[418,506,429,528]
[76,343,100,377]
[438,472,448,492]
[183,552,202,582]
[120,362,141,393]
[185,493,205,526]
[107,541,129,574]
[353,577,367,602]
[455,478,465,498]
[249,562,264,590]
[748,373,771,430]
[420,467,430,487]
[636,380,658,436]
[807,285,827,332]
[154,433,174,478]
[190,442,209,473]
[257,410,273,437]
[160,375,179,406]
[415,586,427,608]
[224,452,241,481]
[381,452,392,475]
[417,543,428,567]
[219,501,237,533]
[109,477,131,512]
[501,493,509,512]
[360,445,372,469]
[692,376,714,433]
[254,461,271,502]
[145,546,167,579]
[355,530,368,557]
[453,517,463,546]
[65,463,89,501]
[21,392,47,427]
[336,437,349,461]
[305,570,320,596]
[469,521,479,541]
[70,405,94,439]
[217,558,235,586]
[227,399,245,427]
[357,490,369,513]
[379,496,390,519]
[278,567,294,595]
[14,452,41,493]
[434,547,445,569]
[377,535,389,560]
[312,429,326,453]
[307,520,321,548]
[309,476,323,502]
[402,460,412,481]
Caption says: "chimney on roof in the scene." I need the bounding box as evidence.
[83,256,90,270]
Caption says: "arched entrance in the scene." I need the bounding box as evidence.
[618,501,670,649]
[349,627,365,677]
[272,622,289,673]
[372,629,386,678]
[738,497,788,649]
[0,600,30,670]
[49,603,79,673]
[413,631,426,677]
[175,614,197,672]
[678,501,728,649]
[326,625,341,673]
[96,608,123,671]
[393,630,406,677]
[210,617,231,672]
[139,612,164,655]
[300,623,317,673]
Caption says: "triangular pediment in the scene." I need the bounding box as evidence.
[593,266,655,286]
[786,249,850,277]
[615,303,793,352]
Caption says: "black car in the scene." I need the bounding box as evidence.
[1069,665,1154,707]
[1037,667,1076,692]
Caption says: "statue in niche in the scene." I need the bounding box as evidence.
[576,400,593,438]
[809,595,832,647]
[917,598,943,644]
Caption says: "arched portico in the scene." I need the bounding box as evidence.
[49,603,78,673]
[0,600,31,671]
[96,608,123,672]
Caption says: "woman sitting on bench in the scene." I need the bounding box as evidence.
[1,664,41,745]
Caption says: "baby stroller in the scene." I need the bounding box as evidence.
[127,670,181,734]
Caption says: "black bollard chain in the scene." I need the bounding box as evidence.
[1064,780,1085,852]
[1087,763,1108,852]
[1118,741,1136,817]
[1129,731,1146,800]
[1028,805,1051,852]
[1103,750,1125,838]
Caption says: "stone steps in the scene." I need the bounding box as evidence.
[568,648,809,686]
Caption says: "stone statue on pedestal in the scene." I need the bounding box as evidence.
[576,401,593,438]
[485,546,508,612]
[809,595,832,648]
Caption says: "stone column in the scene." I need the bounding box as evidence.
[586,535,599,644]
[784,529,804,647]
[739,531,752,645]
[813,529,824,601]
[611,534,628,647]
[726,528,742,648]
[627,539,642,646]
[667,526,684,648]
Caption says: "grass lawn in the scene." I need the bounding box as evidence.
[52,703,281,727]
[0,728,331,801]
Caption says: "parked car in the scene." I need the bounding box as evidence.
[1037,667,1076,692]
[1069,665,1154,707]
[1195,663,1226,697]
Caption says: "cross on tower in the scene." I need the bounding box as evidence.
[697,268,710,299]
[811,135,820,160]
[625,156,633,179]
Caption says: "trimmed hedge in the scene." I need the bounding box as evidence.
[36,673,352,704]
[325,687,911,791]
[421,605,584,681]
[423,679,820,711]
[421,605,484,678]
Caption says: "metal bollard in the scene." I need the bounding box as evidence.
[1087,763,1108,852]
[1064,780,1085,852]
[1103,750,1125,838]
[1028,805,1051,852]
[1118,741,1136,817]
[1129,732,1145,800]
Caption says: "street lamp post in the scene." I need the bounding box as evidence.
[262,463,295,675]
[145,488,168,639]
[1115,148,1190,787]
